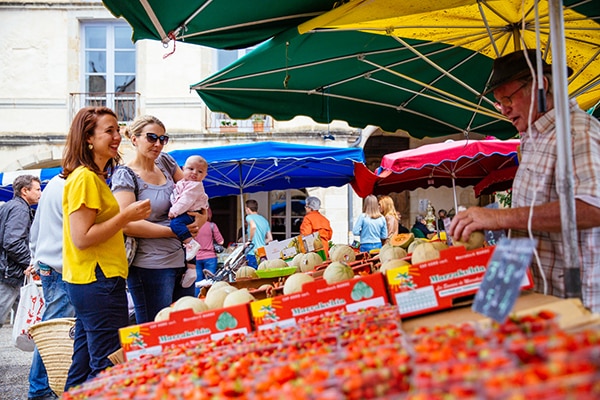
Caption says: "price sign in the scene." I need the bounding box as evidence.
[472,237,536,323]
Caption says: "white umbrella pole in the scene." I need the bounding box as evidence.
[549,0,581,298]
[452,177,458,213]
[238,161,246,243]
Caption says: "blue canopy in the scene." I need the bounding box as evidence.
[0,167,62,203]
[0,142,365,202]
[168,141,365,198]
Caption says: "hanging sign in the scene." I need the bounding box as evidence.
[472,237,536,323]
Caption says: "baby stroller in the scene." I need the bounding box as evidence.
[202,241,255,283]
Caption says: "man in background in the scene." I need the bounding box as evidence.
[0,175,41,328]
[244,199,272,268]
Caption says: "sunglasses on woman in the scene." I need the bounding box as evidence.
[145,132,169,145]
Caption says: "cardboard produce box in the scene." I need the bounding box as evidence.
[250,273,389,330]
[385,245,534,318]
[119,304,252,361]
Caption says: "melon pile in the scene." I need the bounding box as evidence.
[379,231,486,271]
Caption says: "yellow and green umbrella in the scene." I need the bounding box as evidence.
[300,0,600,112]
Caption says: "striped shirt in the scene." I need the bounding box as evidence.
[512,99,600,313]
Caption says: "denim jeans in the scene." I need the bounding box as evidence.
[28,263,75,398]
[359,242,382,253]
[127,265,193,324]
[64,266,129,392]
[195,258,218,296]
[169,213,194,242]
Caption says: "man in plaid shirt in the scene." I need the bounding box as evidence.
[450,49,600,313]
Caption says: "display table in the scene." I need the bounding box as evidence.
[402,290,600,333]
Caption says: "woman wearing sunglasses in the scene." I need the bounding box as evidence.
[111,115,207,323]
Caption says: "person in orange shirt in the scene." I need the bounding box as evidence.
[300,196,332,256]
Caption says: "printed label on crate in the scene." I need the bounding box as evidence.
[119,304,252,361]
[472,238,536,323]
[385,245,534,318]
[250,273,389,330]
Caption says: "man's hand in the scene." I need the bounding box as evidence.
[449,206,502,242]
[24,264,36,277]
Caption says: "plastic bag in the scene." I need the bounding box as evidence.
[12,275,46,351]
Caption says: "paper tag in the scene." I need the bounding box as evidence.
[472,237,535,323]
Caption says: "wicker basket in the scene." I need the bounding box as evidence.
[28,318,76,397]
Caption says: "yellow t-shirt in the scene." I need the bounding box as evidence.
[62,166,128,284]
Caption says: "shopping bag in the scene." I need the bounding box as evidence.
[12,275,46,351]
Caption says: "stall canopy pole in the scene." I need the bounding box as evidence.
[548,0,581,298]
[238,161,246,243]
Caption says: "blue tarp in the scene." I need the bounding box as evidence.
[168,141,365,198]
[0,142,365,201]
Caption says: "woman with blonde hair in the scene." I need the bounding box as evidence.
[352,195,387,253]
[378,195,400,238]
[111,114,206,324]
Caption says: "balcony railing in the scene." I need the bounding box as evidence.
[69,92,141,123]
[205,111,273,134]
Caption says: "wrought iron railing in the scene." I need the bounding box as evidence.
[69,92,140,123]
[205,111,273,134]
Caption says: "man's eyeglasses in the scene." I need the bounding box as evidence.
[493,81,530,111]
[145,132,169,145]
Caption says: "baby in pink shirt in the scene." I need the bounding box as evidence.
[169,155,209,273]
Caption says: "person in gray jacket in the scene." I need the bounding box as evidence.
[0,175,42,327]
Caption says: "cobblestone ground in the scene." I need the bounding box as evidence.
[0,322,32,400]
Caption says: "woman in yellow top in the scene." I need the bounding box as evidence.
[62,107,151,391]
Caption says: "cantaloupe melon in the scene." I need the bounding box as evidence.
[172,296,208,313]
[389,233,414,249]
[453,231,486,251]
[235,266,259,279]
[322,261,354,284]
[379,245,408,264]
[223,288,256,307]
[329,244,356,263]
[299,252,324,272]
[380,259,411,274]
[411,242,440,265]
[283,273,315,294]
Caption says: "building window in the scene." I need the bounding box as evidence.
[270,189,307,241]
[82,22,136,121]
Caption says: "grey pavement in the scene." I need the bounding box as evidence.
[0,322,33,400]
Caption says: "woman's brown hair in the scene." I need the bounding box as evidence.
[62,106,121,179]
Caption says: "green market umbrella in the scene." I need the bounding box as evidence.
[101,0,340,49]
[193,28,515,139]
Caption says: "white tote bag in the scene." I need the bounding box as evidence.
[12,275,46,351]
